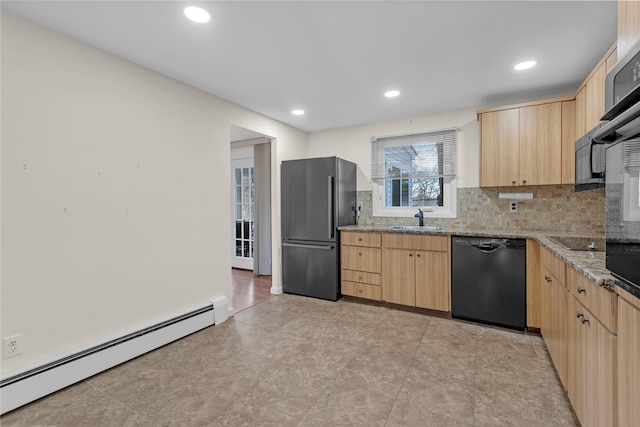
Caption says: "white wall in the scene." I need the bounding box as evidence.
[1,13,306,375]
[307,108,480,189]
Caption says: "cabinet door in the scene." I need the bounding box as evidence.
[618,0,640,59]
[585,63,606,131]
[519,103,562,185]
[618,296,640,427]
[480,109,519,186]
[526,240,541,328]
[541,269,568,388]
[583,309,615,427]
[575,86,587,139]
[382,248,415,306]
[567,295,587,423]
[561,101,576,185]
[415,250,449,311]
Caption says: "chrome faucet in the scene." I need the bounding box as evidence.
[414,209,424,226]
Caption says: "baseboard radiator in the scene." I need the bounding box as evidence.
[0,297,228,415]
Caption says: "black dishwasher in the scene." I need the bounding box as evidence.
[451,236,526,330]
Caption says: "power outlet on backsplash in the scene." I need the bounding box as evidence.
[510,201,518,213]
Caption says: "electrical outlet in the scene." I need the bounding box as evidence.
[3,334,22,359]
[510,201,518,213]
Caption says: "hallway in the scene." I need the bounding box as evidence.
[232,268,273,313]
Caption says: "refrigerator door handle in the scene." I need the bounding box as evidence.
[328,176,335,239]
[282,242,335,250]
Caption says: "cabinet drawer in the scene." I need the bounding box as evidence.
[383,233,448,251]
[567,267,617,333]
[342,281,381,301]
[342,270,381,285]
[341,232,381,247]
[541,247,565,285]
[341,246,381,273]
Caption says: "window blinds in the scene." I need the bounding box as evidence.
[371,129,457,182]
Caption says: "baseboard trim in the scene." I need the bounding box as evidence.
[0,298,227,415]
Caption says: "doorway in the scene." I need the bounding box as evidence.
[230,126,273,311]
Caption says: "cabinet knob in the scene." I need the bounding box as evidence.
[512,180,516,185]
[358,275,363,279]
[358,252,362,256]
[577,287,586,294]
[416,254,421,257]
[522,179,527,184]
[576,311,582,318]
[544,275,552,283]
[358,289,363,293]
[358,238,362,241]
[409,253,413,257]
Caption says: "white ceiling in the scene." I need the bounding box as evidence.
[2,1,618,133]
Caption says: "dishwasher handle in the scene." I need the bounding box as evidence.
[472,242,502,253]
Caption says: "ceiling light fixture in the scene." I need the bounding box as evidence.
[385,90,400,98]
[184,6,210,23]
[514,60,536,71]
[292,109,305,116]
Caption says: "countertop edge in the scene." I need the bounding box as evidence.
[339,225,616,289]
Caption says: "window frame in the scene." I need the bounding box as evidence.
[370,129,458,219]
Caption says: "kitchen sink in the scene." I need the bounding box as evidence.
[389,225,445,231]
[546,236,605,252]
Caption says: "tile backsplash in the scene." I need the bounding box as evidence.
[356,185,605,233]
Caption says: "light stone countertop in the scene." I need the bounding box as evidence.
[339,225,614,288]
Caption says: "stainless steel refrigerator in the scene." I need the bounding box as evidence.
[281,157,357,301]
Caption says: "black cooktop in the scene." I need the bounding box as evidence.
[546,236,605,252]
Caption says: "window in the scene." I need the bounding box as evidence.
[371,129,457,218]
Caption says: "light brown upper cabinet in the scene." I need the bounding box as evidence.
[561,101,576,184]
[574,45,617,139]
[618,0,640,59]
[480,101,563,187]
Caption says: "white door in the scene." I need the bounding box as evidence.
[231,159,255,270]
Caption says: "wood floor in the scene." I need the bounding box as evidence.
[232,268,273,313]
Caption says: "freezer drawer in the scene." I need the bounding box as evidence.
[282,241,339,301]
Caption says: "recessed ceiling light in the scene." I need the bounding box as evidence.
[514,60,536,71]
[292,109,305,116]
[184,6,210,23]
[385,90,400,98]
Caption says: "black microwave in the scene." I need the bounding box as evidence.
[575,124,606,192]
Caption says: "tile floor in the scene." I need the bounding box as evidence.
[1,295,579,426]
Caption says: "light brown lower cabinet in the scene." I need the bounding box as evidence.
[567,294,616,427]
[617,291,640,427]
[539,247,569,387]
[381,234,450,311]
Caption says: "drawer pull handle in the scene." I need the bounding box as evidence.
[577,287,586,294]
[576,311,589,324]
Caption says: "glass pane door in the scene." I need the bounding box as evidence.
[232,159,254,269]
